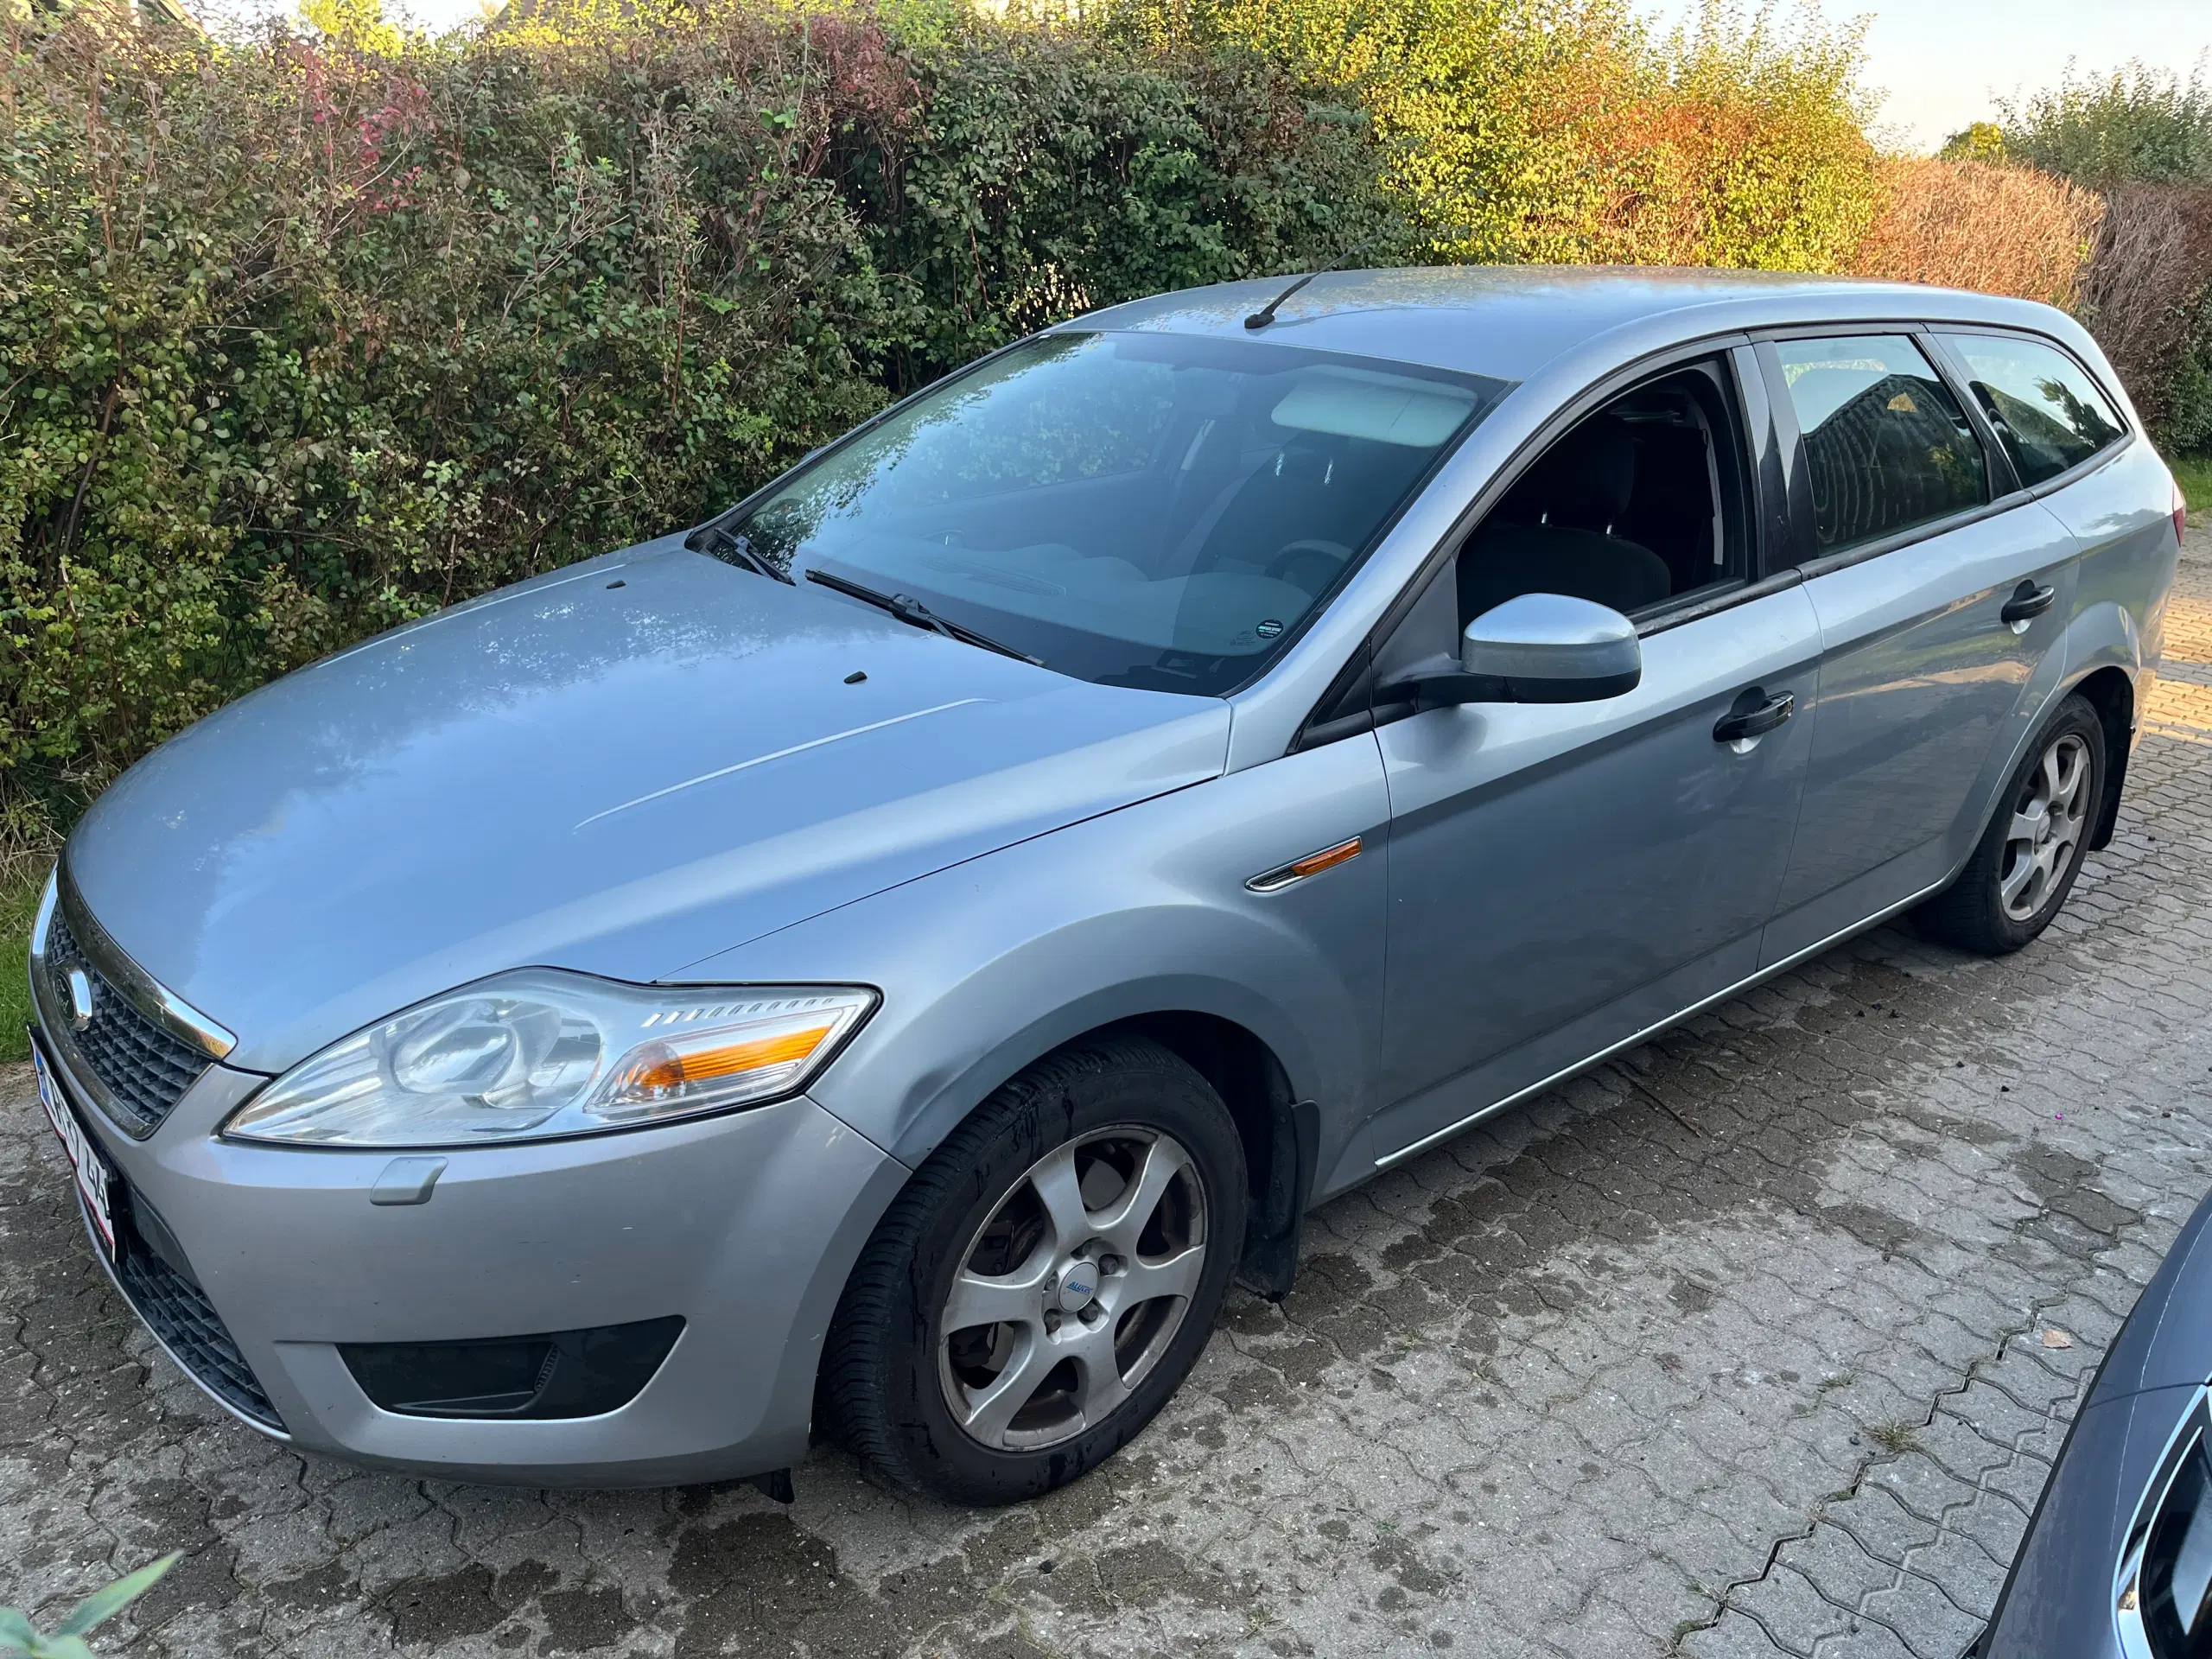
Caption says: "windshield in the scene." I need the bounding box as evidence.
[724,331,1511,694]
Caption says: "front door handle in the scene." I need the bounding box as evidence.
[2000,580,2056,626]
[1713,690,1795,745]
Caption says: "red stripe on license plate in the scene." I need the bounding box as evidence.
[33,1042,118,1259]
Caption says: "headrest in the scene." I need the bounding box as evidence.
[1517,417,1637,532]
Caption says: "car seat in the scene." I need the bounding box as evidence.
[1456,416,1673,627]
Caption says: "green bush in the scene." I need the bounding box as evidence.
[1999,64,2212,460]
[6,0,2158,848]
[2003,62,2212,187]
[0,0,1394,817]
[851,23,1410,386]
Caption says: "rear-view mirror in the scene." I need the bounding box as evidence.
[1389,592,1643,708]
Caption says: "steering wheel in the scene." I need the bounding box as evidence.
[1262,538,1354,593]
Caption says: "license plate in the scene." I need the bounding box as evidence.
[33,1039,118,1260]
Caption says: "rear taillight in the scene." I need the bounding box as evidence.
[2178,479,2192,547]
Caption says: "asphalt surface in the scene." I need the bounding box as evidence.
[3,522,2209,1658]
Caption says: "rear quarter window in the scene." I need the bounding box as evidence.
[1945,332,2126,487]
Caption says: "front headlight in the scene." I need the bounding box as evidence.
[224,970,876,1147]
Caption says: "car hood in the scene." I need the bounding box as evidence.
[67,540,1230,1073]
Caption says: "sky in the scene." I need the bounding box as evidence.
[1638,0,2212,151]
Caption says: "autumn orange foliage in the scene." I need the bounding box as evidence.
[1851,157,2103,308]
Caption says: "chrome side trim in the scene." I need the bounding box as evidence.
[1245,836,1363,894]
[1375,875,1951,1170]
[54,856,236,1060]
[27,863,57,966]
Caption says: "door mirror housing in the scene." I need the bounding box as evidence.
[1388,593,1643,708]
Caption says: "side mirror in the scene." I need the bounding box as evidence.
[1390,593,1642,708]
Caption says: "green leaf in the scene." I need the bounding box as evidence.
[0,1608,40,1651]
[51,1555,178,1638]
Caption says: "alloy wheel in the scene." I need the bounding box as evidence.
[936,1127,1207,1452]
[1999,732,2091,922]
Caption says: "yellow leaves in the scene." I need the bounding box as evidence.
[298,0,405,54]
[1134,0,1883,272]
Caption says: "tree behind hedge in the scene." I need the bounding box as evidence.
[1117,0,1884,270]
[2003,63,2212,188]
[1997,63,2212,450]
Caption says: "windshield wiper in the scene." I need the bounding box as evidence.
[684,522,792,584]
[804,568,1043,665]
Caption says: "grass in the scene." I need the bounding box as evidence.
[2174,450,2212,522]
[0,861,50,1065]
[1865,1419,1924,1456]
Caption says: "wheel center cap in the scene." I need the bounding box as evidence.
[1055,1263,1099,1313]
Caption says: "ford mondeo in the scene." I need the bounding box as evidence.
[29,268,2184,1503]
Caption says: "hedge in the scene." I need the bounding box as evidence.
[0,0,1399,815]
[1,0,2195,834]
[1849,158,2102,312]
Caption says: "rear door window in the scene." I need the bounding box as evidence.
[1944,332,2126,486]
[1772,334,1989,556]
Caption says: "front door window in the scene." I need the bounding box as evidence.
[1454,360,1753,626]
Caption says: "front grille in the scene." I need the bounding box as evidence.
[112,1213,286,1433]
[44,910,211,1136]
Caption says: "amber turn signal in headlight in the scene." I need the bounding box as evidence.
[226,973,877,1147]
[600,1010,851,1121]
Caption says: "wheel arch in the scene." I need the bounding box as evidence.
[863,1003,1322,1302]
[2067,664,2134,851]
[1104,1011,1317,1300]
[805,1000,1323,1461]
[707,752,1392,1314]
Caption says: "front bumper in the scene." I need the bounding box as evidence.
[34,1016,906,1486]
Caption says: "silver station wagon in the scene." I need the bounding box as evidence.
[29,269,2184,1504]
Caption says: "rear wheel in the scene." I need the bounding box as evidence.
[821,1035,1246,1505]
[1916,693,2105,955]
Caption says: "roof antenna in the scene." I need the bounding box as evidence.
[1243,231,1396,331]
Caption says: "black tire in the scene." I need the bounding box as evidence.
[1916,693,2106,955]
[820,1034,1246,1505]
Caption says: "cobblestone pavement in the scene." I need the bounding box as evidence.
[3,524,2209,1659]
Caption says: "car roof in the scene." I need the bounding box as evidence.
[1065,265,2078,384]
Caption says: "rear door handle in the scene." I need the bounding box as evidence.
[1713,690,1795,745]
[2000,581,2056,625]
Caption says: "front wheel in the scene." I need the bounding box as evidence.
[820,1035,1247,1505]
[1916,693,2106,955]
